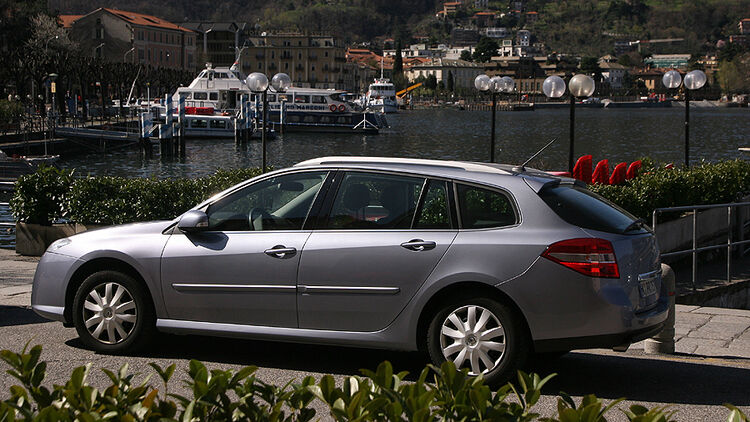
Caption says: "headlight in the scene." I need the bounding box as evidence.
[49,238,72,251]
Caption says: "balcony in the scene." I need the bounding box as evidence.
[255,53,265,59]
[335,57,346,62]
[295,64,304,70]
[308,54,318,60]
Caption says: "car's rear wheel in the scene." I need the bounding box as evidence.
[72,271,154,353]
[426,297,528,385]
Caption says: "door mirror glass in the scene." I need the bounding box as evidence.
[178,210,209,233]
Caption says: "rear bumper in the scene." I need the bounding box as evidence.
[533,320,666,353]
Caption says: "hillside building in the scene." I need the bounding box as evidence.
[182,22,250,67]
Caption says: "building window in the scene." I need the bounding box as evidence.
[188,53,193,66]
[138,49,144,60]
[148,49,151,60]
[325,51,328,57]
[138,31,143,41]
[96,27,104,39]
[298,52,302,59]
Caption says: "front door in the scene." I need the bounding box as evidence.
[298,172,457,332]
[160,171,329,327]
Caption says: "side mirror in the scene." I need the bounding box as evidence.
[178,210,209,233]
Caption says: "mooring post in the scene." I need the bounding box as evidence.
[644,263,676,354]
[178,93,186,155]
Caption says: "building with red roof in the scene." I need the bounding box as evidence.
[64,8,197,70]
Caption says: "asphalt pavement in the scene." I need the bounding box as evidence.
[1,247,749,420]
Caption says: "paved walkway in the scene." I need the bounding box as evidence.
[2,248,750,360]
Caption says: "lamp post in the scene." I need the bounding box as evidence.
[474,74,510,163]
[123,47,135,63]
[543,74,594,173]
[683,70,707,167]
[246,72,291,173]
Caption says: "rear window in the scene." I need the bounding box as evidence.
[538,184,648,234]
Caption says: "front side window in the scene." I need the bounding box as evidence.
[206,172,328,231]
[325,172,424,229]
[456,184,517,229]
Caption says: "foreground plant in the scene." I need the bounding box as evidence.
[0,344,742,421]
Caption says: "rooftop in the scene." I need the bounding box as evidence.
[84,8,195,33]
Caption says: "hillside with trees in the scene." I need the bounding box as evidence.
[40,0,750,56]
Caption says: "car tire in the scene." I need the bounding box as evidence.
[426,297,528,386]
[72,271,154,353]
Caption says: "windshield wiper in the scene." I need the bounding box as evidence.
[623,218,648,233]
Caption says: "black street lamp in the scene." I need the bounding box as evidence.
[683,70,707,166]
[543,74,594,173]
[474,74,513,163]
[246,72,291,173]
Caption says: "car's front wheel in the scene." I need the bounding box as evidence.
[72,271,154,353]
[426,297,528,385]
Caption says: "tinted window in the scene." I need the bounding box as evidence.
[538,184,646,234]
[194,92,207,100]
[326,172,424,229]
[209,92,218,101]
[415,180,451,229]
[457,184,517,229]
[206,172,327,231]
[294,95,310,103]
[312,95,327,104]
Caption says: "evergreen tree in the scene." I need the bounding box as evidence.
[459,50,472,62]
[472,37,498,63]
[393,38,403,76]
[447,71,454,92]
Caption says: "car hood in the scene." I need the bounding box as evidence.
[48,220,175,259]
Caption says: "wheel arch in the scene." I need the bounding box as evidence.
[64,258,154,325]
[415,281,533,353]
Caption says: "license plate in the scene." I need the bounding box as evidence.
[639,279,657,297]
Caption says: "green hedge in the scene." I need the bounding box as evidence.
[11,167,263,225]
[11,160,750,226]
[589,160,750,221]
[3,344,747,421]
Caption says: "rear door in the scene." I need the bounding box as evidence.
[297,172,457,331]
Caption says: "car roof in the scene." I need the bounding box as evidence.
[294,156,562,186]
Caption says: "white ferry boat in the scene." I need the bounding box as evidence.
[365,78,398,113]
[251,87,386,133]
[160,63,386,136]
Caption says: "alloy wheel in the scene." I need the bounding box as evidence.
[439,304,506,375]
[82,282,138,345]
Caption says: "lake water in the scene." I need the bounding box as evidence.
[58,107,750,178]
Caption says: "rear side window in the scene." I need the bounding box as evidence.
[456,184,517,229]
[538,184,647,234]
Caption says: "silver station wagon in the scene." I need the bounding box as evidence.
[32,157,668,383]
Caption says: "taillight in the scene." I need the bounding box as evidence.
[541,238,620,278]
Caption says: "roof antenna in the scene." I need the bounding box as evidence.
[513,138,557,173]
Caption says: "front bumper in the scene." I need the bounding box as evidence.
[31,251,81,324]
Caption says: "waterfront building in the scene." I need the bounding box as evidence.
[739,18,750,34]
[598,55,629,90]
[472,12,497,28]
[61,8,197,70]
[443,46,476,60]
[240,32,353,91]
[181,22,250,67]
[405,58,484,90]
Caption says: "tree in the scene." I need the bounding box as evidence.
[446,71,454,92]
[424,74,437,90]
[393,39,403,77]
[472,37,498,63]
[459,50,472,62]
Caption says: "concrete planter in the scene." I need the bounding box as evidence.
[15,222,108,256]
[15,223,76,256]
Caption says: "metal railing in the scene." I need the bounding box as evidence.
[653,201,750,291]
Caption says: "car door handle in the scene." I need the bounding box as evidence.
[400,239,436,251]
[264,246,297,258]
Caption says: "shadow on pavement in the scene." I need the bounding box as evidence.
[527,351,750,406]
[63,332,750,406]
[0,306,49,327]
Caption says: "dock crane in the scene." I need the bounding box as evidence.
[396,82,423,98]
